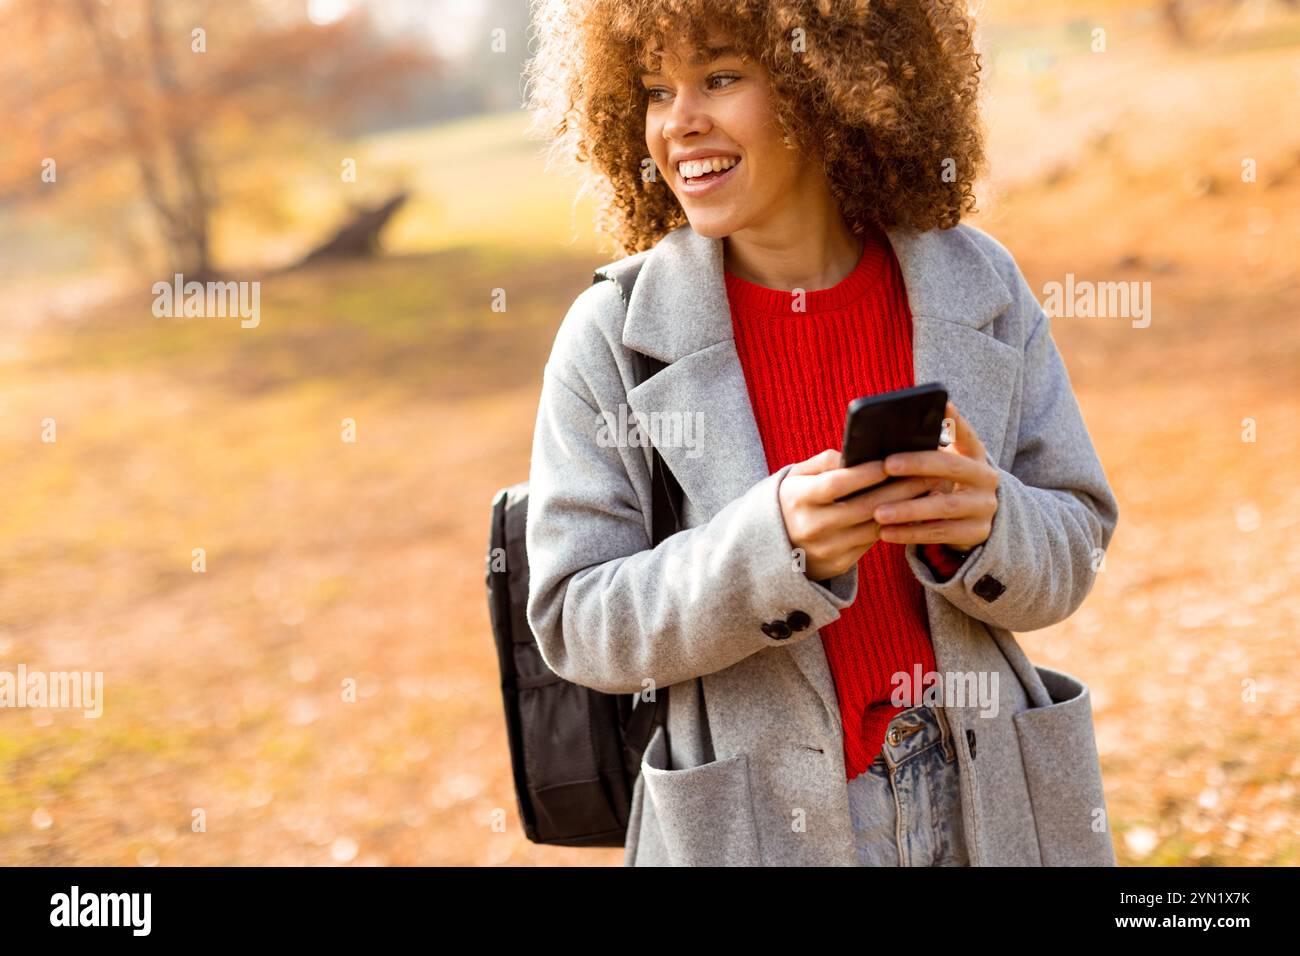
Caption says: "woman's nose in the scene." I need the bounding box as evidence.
[663,87,712,142]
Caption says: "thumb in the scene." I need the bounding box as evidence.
[946,401,987,460]
[789,448,843,477]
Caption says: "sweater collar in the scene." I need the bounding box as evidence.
[722,227,888,315]
[622,220,1014,363]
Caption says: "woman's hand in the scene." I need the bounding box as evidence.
[778,448,943,581]
[871,401,999,550]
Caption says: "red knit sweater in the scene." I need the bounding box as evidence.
[725,225,962,781]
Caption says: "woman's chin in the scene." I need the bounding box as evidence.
[681,210,742,240]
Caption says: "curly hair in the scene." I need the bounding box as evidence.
[523,0,988,257]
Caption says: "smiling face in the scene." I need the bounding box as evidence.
[641,33,819,240]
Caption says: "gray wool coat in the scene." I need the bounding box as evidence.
[525,220,1120,866]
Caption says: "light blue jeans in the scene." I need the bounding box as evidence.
[846,705,970,866]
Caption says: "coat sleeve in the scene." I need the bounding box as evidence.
[524,285,858,695]
[902,244,1119,633]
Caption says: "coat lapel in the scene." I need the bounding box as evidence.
[621,222,1019,724]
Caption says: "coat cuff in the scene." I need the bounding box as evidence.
[917,543,968,582]
[746,463,859,645]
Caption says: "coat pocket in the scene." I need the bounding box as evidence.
[1012,665,1117,866]
[638,723,763,866]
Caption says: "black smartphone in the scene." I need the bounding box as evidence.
[837,382,949,500]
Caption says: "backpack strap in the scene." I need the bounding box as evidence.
[631,351,684,545]
[590,256,684,547]
[591,255,683,773]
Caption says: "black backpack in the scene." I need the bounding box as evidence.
[485,254,685,847]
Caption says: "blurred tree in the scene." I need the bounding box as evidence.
[0,0,436,277]
[297,189,409,264]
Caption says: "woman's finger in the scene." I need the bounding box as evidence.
[829,476,938,524]
[872,489,995,525]
[877,516,991,547]
[882,448,988,485]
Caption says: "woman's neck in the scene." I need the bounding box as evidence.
[722,216,865,293]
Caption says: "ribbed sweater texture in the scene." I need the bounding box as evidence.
[724,225,955,781]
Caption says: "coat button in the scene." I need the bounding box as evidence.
[972,574,1006,602]
[786,610,811,632]
[966,728,977,760]
[761,619,792,640]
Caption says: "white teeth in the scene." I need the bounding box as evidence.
[678,156,738,180]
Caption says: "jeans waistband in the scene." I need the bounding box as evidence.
[870,705,955,774]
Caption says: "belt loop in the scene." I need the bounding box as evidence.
[934,705,954,759]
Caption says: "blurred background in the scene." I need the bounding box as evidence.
[0,0,1297,865]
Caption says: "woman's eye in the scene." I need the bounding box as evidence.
[645,73,740,103]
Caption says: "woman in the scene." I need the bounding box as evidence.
[521,0,1119,866]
